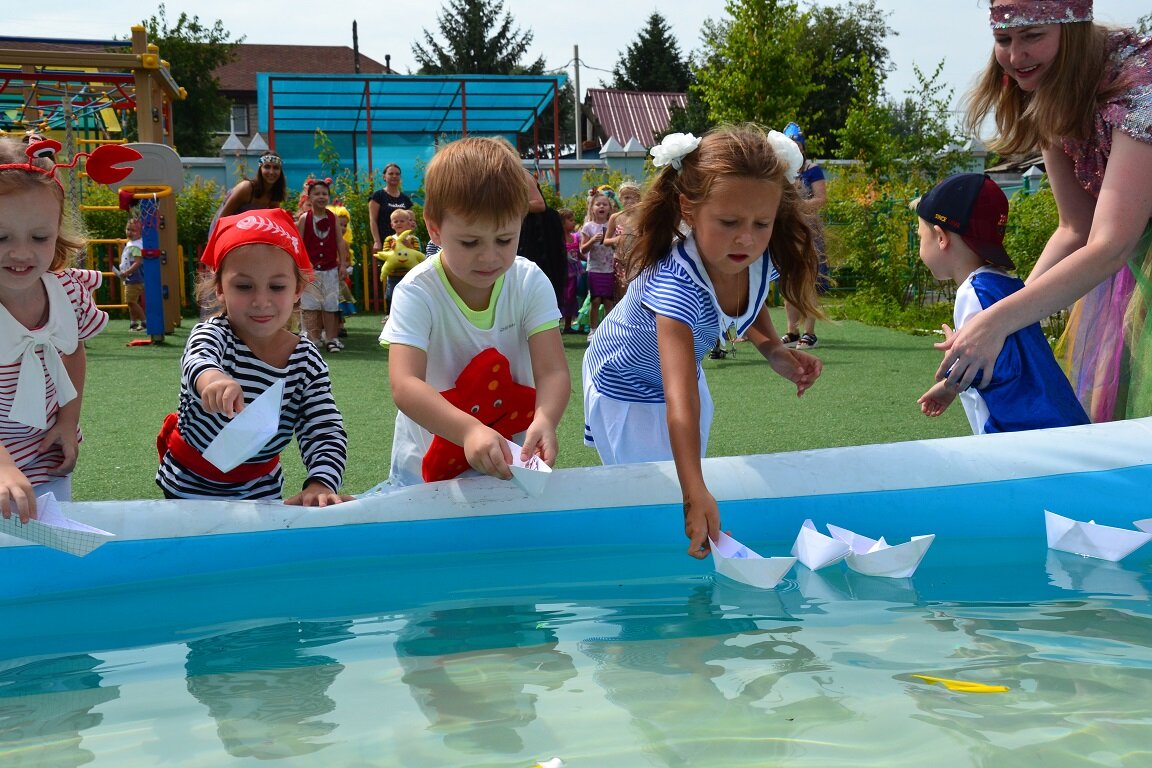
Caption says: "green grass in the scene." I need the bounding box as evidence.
[74,309,969,500]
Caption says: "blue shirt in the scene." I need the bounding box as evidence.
[957,268,1089,433]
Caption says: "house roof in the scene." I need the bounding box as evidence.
[216,44,391,93]
[585,88,687,148]
[0,38,390,94]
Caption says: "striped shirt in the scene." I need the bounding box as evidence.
[0,269,107,486]
[584,234,773,403]
[156,316,347,499]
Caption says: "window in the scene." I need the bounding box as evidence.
[217,104,250,136]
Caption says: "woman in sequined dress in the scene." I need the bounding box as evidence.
[938,0,1152,422]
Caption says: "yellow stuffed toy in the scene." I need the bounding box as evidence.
[375,229,424,282]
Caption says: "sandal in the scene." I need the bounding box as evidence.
[781,332,801,348]
[796,333,819,350]
[326,340,342,353]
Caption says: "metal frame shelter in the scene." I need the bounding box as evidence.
[259,73,566,191]
[0,28,186,337]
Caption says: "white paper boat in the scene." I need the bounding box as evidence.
[1135,518,1152,533]
[826,524,934,578]
[709,532,795,589]
[506,439,553,496]
[0,493,114,557]
[202,379,284,473]
[1044,510,1152,562]
[791,518,851,570]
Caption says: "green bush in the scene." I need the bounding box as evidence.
[1004,185,1058,280]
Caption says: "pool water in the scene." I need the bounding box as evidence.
[2,535,1150,767]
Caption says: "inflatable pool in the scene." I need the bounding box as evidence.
[2,419,1150,766]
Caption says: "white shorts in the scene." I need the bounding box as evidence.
[300,268,340,312]
[582,356,713,465]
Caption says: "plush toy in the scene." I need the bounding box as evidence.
[422,347,537,483]
[376,229,424,282]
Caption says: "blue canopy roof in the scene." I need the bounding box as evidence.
[258,73,567,138]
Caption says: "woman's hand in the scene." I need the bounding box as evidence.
[934,310,1007,390]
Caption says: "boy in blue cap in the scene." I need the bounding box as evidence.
[915,173,1089,433]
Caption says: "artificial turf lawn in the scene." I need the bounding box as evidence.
[74,309,969,500]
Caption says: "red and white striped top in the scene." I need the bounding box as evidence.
[0,269,108,486]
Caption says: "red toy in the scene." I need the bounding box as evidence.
[422,347,537,482]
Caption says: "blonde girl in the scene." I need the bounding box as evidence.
[0,137,108,521]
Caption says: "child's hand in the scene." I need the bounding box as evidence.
[520,417,559,467]
[199,376,246,418]
[0,463,36,523]
[463,424,514,480]
[38,424,79,477]
[285,480,355,507]
[767,347,823,397]
[918,380,958,417]
[683,487,721,559]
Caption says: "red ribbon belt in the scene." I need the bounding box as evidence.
[157,412,279,484]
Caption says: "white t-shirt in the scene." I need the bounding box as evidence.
[381,254,560,486]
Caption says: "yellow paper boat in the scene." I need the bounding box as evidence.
[912,674,1009,693]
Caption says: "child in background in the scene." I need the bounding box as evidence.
[604,180,641,301]
[296,178,349,353]
[118,216,146,332]
[156,208,349,505]
[583,126,824,559]
[328,203,356,337]
[914,173,1089,433]
[380,207,421,319]
[558,207,584,333]
[381,136,570,487]
[580,190,617,335]
[0,137,108,521]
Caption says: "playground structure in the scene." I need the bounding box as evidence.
[0,28,186,339]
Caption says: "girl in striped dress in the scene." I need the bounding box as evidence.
[0,137,108,522]
[156,208,349,505]
[582,125,824,559]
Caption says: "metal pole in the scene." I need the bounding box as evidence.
[573,45,581,159]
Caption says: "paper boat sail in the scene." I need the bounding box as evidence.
[202,379,284,473]
[791,518,851,570]
[825,524,934,578]
[709,532,795,589]
[1044,510,1152,561]
[506,439,553,496]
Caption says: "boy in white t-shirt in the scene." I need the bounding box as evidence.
[380,137,570,486]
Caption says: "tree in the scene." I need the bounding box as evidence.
[609,12,691,93]
[136,5,241,157]
[413,0,540,75]
[691,0,815,128]
[797,1,894,156]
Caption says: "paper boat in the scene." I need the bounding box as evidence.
[1044,510,1152,561]
[709,532,795,589]
[1135,518,1152,533]
[825,524,934,578]
[791,518,851,570]
[0,493,114,557]
[506,439,553,496]
[202,379,284,473]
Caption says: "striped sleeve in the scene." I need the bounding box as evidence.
[291,344,348,493]
[60,269,109,341]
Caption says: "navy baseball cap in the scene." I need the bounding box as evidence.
[916,173,1014,271]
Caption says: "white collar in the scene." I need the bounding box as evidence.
[0,274,79,429]
[670,234,773,337]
